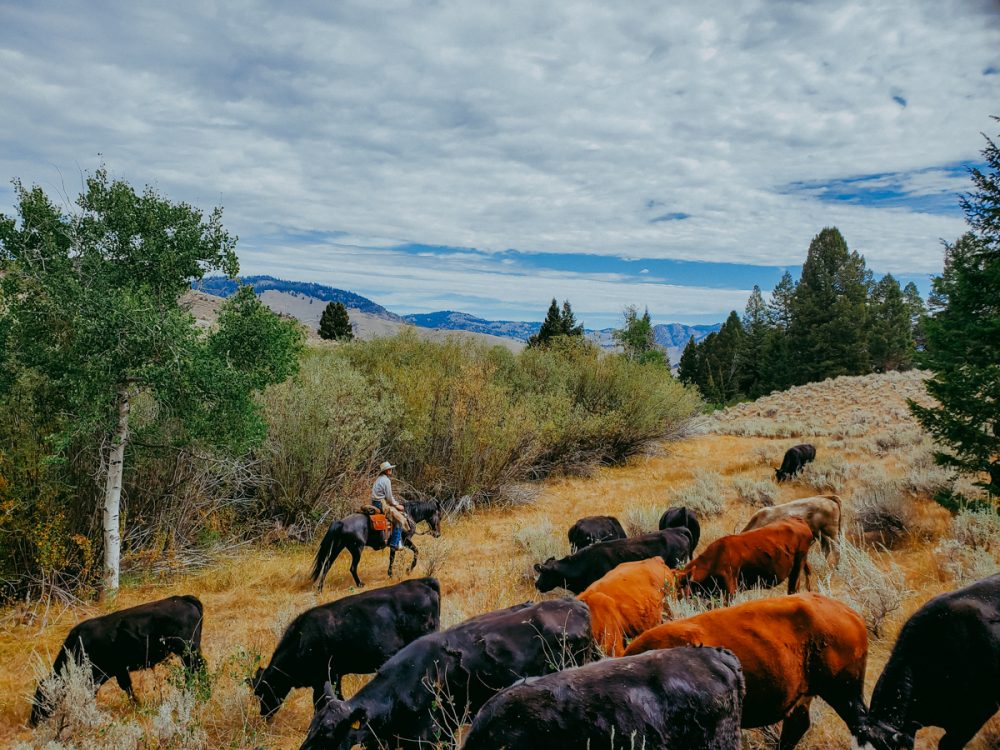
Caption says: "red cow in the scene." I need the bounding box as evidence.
[625,593,868,749]
[678,517,814,603]
[578,558,676,656]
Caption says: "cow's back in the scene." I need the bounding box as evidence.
[579,558,675,656]
[625,593,866,729]
[462,646,744,750]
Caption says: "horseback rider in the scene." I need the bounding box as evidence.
[371,461,409,551]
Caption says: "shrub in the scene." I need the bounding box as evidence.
[951,507,1000,550]
[851,480,914,546]
[668,472,725,516]
[827,538,907,638]
[623,504,663,536]
[513,519,565,566]
[731,476,778,508]
[799,455,854,492]
[934,539,1000,584]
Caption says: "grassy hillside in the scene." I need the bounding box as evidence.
[3,370,998,749]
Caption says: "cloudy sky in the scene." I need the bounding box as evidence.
[2,1,997,326]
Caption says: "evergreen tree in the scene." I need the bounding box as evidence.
[677,336,700,386]
[902,281,927,351]
[613,306,667,367]
[909,122,1000,496]
[740,285,771,397]
[318,301,353,341]
[761,271,796,392]
[788,227,872,383]
[528,298,583,346]
[699,311,745,404]
[869,274,914,372]
[560,300,584,337]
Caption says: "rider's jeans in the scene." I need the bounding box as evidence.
[372,500,404,548]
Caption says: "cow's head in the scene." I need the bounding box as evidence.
[851,720,914,750]
[774,467,787,482]
[533,557,563,592]
[300,683,368,750]
[247,666,290,719]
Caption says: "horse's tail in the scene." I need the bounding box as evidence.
[311,522,342,584]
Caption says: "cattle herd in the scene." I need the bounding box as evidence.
[26,446,1000,749]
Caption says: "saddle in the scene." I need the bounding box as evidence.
[359,505,390,539]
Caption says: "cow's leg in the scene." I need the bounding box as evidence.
[349,545,364,587]
[826,533,841,567]
[115,671,136,702]
[778,702,811,750]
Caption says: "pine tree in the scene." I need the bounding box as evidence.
[902,281,927,351]
[699,311,745,404]
[318,301,353,341]
[529,298,583,346]
[677,336,700,385]
[788,227,872,383]
[910,122,1000,496]
[761,271,796,392]
[869,274,914,371]
[560,300,584,337]
[740,285,771,397]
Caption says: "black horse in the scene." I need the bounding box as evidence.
[404,499,443,537]
[311,502,443,591]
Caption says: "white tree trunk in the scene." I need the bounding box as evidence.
[102,387,131,596]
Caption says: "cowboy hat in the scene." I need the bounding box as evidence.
[379,461,396,473]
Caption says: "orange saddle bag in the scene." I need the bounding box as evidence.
[369,513,389,533]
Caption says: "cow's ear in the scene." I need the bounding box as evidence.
[349,706,368,730]
[533,562,542,573]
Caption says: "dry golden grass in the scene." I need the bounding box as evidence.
[3,370,999,748]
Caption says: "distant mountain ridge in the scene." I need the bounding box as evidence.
[195,275,401,320]
[194,275,721,349]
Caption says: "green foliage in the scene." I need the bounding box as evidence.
[0,170,303,595]
[613,305,668,367]
[902,281,927,351]
[680,311,745,405]
[527,298,584,347]
[788,227,873,382]
[869,274,914,372]
[740,285,770,397]
[911,123,1000,497]
[318,300,353,341]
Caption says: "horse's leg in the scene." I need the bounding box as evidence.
[348,544,364,587]
[405,536,419,572]
[387,547,396,578]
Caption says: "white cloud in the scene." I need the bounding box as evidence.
[1,0,997,311]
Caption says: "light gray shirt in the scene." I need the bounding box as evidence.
[371,474,400,508]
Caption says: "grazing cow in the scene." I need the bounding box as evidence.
[853,573,1000,750]
[249,578,440,717]
[462,646,745,750]
[534,527,692,595]
[775,443,816,482]
[626,593,868,749]
[299,599,595,750]
[678,517,814,603]
[579,557,677,656]
[567,515,627,552]
[30,595,205,726]
[742,494,842,565]
[658,505,701,554]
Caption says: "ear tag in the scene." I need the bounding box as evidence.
[351,720,362,730]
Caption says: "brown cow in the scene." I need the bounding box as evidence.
[678,517,814,603]
[742,494,842,566]
[625,593,868,749]
[578,558,676,656]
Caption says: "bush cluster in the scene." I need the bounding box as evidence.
[0,332,701,597]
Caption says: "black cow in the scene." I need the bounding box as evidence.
[775,444,816,482]
[658,505,701,555]
[30,595,205,725]
[250,578,441,718]
[567,515,627,552]
[299,599,595,750]
[852,573,1000,750]
[534,527,692,594]
[462,646,745,750]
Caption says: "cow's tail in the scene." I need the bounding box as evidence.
[310,522,341,584]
